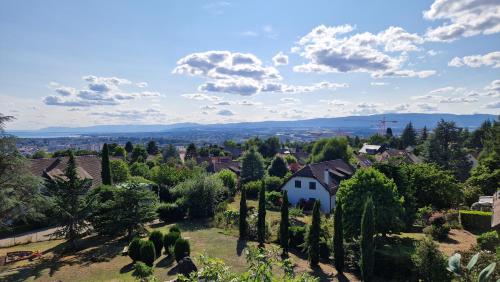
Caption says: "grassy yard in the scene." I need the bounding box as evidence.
[0,219,356,282]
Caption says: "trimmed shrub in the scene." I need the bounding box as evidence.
[289,225,306,250]
[264,176,283,192]
[128,238,143,262]
[140,240,156,267]
[157,203,185,223]
[133,261,153,278]
[148,230,164,257]
[169,224,181,234]
[477,231,499,251]
[164,231,181,255]
[459,210,492,233]
[174,238,191,262]
[375,249,416,281]
[243,180,261,199]
[423,224,450,241]
[265,191,282,208]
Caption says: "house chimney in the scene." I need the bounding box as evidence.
[324,169,330,185]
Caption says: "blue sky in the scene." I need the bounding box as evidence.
[1,0,499,129]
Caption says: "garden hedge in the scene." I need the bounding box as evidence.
[459,210,492,233]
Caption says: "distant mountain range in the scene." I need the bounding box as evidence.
[9,113,497,137]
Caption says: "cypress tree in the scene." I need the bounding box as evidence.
[360,196,375,282]
[257,182,266,246]
[333,203,344,273]
[239,185,248,239]
[101,143,112,185]
[308,200,321,267]
[279,190,289,255]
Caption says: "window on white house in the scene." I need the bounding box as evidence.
[309,182,316,190]
[295,180,301,188]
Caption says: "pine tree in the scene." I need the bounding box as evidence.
[125,141,133,153]
[101,143,112,185]
[257,182,266,246]
[333,203,344,273]
[360,197,375,282]
[308,200,321,267]
[401,122,417,148]
[279,190,289,255]
[48,151,92,249]
[420,126,428,143]
[239,185,248,239]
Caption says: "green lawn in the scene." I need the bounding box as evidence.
[0,218,344,282]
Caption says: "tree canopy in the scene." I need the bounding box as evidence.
[241,147,265,183]
[309,137,350,163]
[336,168,403,238]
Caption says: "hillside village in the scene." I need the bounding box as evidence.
[1,113,499,282]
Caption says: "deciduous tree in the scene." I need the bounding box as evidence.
[241,147,265,183]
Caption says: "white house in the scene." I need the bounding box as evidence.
[281,159,354,214]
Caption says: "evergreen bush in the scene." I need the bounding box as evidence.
[174,238,191,262]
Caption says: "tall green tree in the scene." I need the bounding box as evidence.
[259,137,281,158]
[360,197,374,282]
[48,151,92,249]
[308,200,321,267]
[425,120,471,181]
[241,147,265,183]
[146,140,159,155]
[309,137,350,163]
[110,159,130,183]
[131,145,148,163]
[333,203,344,274]
[257,182,266,246]
[374,162,416,229]
[268,156,288,178]
[162,144,180,163]
[401,122,417,148]
[279,190,289,255]
[239,185,248,239]
[420,126,428,144]
[404,163,461,209]
[185,143,197,159]
[0,114,45,231]
[125,141,134,153]
[336,168,403,238]
[88,183,158,239]
[101,143,112,185]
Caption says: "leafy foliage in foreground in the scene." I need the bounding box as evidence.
[178,246,318,282]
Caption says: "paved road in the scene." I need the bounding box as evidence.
[0,226,60,247]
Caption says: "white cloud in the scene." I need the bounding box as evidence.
[43,75,158,108]
[241,31,259,37]
[448,51,500,68]
[429,86,456,94]
[370,82,388,86]
[417,103,438,111]
[484,79,500,97]
[200,105,217,111]
[89,108,164,121]
[280,97,300,104]
[321,99,351,107]
[423,0,500,42]
[292,25,433,78]
[181,93,222,101]
[136,82,148,88]
[483,101,500,109]
[351,102,382,115]
[272,52,289,66]
[174,50,348,95]
[217,109,235,116]
[237,100,262,106]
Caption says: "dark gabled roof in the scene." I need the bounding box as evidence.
[283,159,354,195]
[207,159,241,175]
[30,155,103,188]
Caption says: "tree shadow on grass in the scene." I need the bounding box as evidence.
[119,262,134,274]
[71,235,126,266]
[308,264,333,281]
[167,264,179,276]
[156,255,174,268]
[176,219,211,232]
